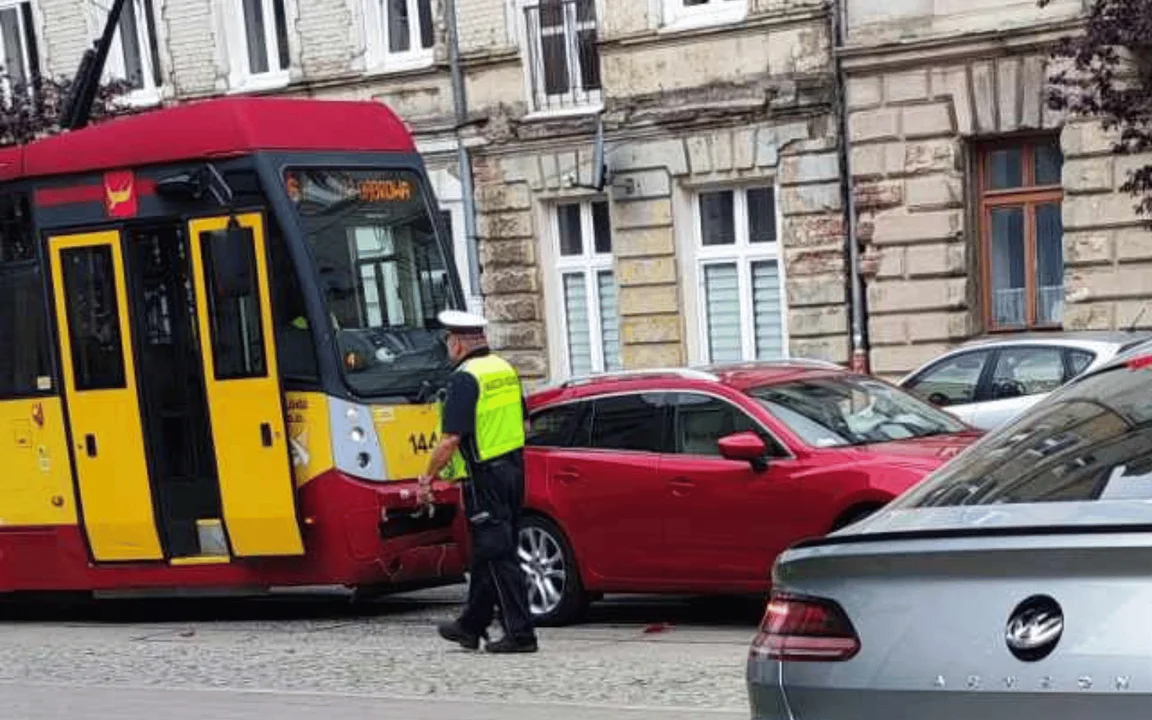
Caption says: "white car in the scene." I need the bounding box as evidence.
[898,331,1152,431]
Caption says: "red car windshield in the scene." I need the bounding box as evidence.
[747,376,967,448]
[895,360,1152,508]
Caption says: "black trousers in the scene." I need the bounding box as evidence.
[457,453,536,644]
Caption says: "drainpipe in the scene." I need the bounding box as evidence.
[830,0,868,373]
[444,0,481,311]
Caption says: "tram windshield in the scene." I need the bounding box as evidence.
[287,168,458,396]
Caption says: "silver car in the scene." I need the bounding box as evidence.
[899,331,1152,430]
[747,339,1152,719]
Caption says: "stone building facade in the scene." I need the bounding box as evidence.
[844,0,1152,380]
[9,0,848,385]
[470,0,845,382]
[12,0,1148,385]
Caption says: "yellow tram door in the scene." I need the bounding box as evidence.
[48,231,164,562]
[187,214,304,557]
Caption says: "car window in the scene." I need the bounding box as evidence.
[1067,349,1095,377]
[989,346,1066,399]
[671,393,785,457]
[895,360,1152,509]
[527,402,588,448]
[906,350,990,407]
[749,375,967,448]
[589,393,669,453]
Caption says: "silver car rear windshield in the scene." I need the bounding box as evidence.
[895,361,1152,508]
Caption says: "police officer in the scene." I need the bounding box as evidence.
[418,309,538,654]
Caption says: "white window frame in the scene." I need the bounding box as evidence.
[516,0,604,117]
[547,199,618,379]
[224,0,291,92]
[661,0,747,32]
[691,183,789,364]
[363,0,435,73]
[89,0,165,107]
[0,0,38,100]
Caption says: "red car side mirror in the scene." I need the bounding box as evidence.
[718,431,770,472]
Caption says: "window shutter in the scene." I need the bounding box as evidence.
[752,260,784,359]
[597,270,621,371]
[563,272,592,376]
[703,263,741,363]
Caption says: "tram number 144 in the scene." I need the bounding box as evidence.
[408,432,439,455]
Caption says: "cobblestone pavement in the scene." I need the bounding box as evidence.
[0,586,760,718]
[0,683,745,719]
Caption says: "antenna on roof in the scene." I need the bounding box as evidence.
[60,0,128,131]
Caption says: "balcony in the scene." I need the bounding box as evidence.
[523,0,603,114]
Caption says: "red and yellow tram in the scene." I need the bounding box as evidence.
[0,97,470,596]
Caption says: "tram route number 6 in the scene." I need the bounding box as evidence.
[408,431,439,455]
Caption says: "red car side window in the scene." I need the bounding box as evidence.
[588,393,669,452]
[527,402,588,448]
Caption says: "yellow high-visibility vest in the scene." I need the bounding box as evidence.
[437,353,526,479]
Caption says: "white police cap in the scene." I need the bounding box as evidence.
[438,309,488,333]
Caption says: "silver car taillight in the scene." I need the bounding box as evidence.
[750,592,860,662]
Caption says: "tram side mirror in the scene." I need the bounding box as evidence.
[201,226,255,299]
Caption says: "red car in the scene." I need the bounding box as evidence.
[518,362,982,625]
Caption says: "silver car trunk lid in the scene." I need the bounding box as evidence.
[767,523,1152,720]
[752,354,1152,719]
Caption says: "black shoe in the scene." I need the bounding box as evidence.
[437,621,483,650]
[485,636,538,654]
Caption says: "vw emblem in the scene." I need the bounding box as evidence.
[1005,595,1064,662]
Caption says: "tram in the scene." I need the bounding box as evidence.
[0,96,471,595]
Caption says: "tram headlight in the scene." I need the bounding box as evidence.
[350,426,366,443]
[346,407,360,421]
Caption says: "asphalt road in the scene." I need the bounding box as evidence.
[0,586,761,719]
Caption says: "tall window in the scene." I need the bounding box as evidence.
[232,0,290,87]
[554,200,620,378]
[94,0,163,101]
[662,0,745,29]
[522,0,601,112]
[365,0,433,70]
[978,136,1064,331]
[694,186,787,364]
[0,194,52,397]
[0,1,38,93]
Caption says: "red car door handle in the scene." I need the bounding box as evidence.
[669,477,695,495]
[554,468,580,483]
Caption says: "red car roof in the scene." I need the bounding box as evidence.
[0,96,416,182]
[528,362,849,407]
[706,365,844,391]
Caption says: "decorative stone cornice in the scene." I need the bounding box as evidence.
[597,7,829,53]
[838,18,1085,73]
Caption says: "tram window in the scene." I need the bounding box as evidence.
[60,246,127,391]
[288,168,456,396]
[0,264,51,396]
[268,221,318,382]
[200,228,267,380]
[0,195,34,263]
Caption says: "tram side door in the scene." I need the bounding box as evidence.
[49,231,165,562]
[187,213,304,557]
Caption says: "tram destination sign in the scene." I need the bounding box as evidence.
[285,169,418,212]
